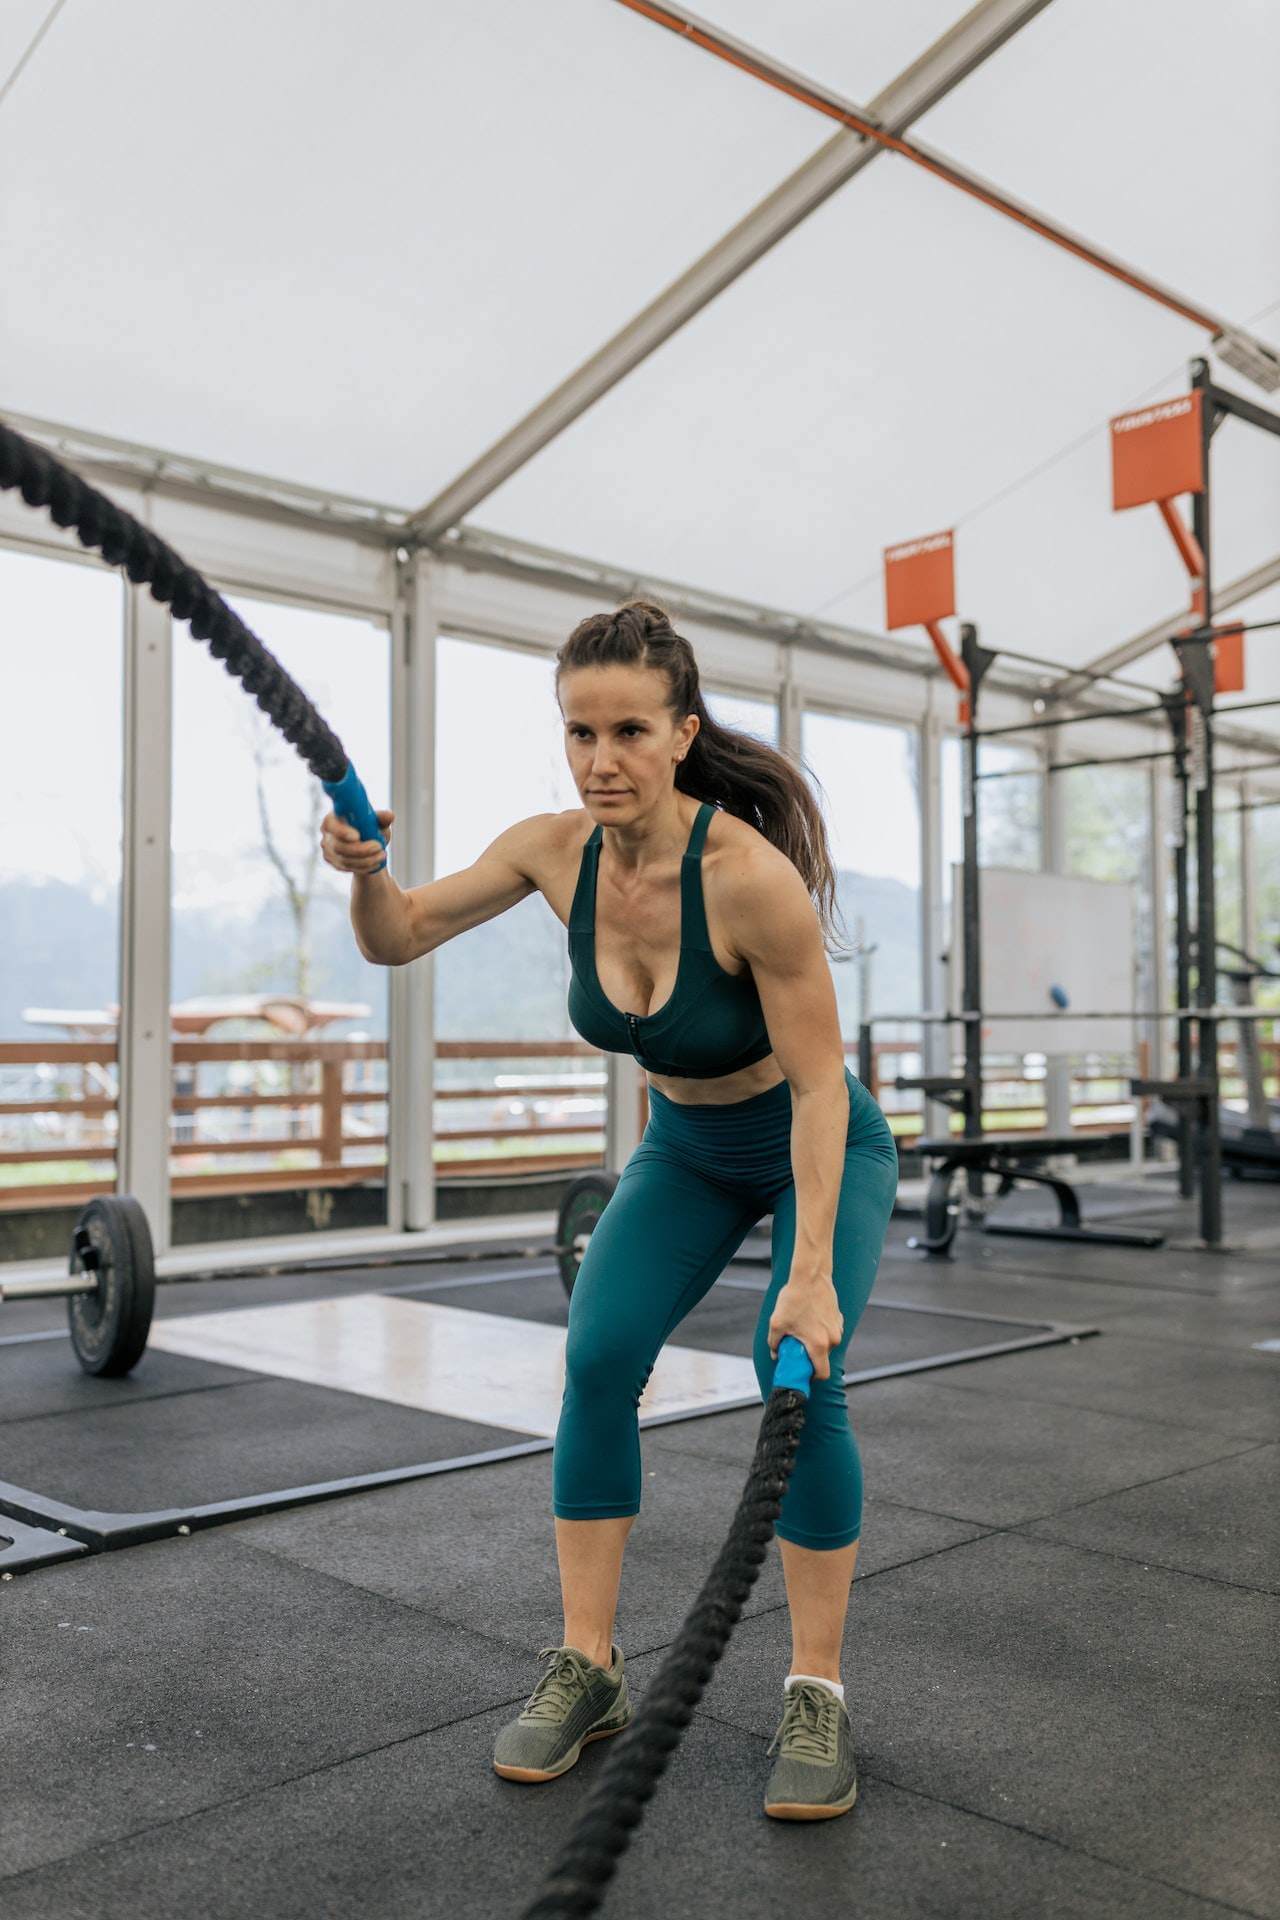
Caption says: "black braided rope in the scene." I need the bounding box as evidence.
[521,1386,809,1919]
[0,420,349,782]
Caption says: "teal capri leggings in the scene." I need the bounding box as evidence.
[553,1065,898,1550]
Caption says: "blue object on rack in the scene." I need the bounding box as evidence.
[322,763,387,874]
[773,1334,814,1397]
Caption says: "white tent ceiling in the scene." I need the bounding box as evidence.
[3,0,1279,722]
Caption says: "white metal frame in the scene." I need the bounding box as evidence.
[408,0,1056,540]
[1,0,1273,1274]
[2,459,1278,1275]
[117,575,173,1250]
[388,552,439,1230]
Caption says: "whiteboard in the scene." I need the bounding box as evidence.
[948,866,1136,1055]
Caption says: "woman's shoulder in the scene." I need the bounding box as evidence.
[702,801,778,866]
[516,807,594,846]
[477,809,592,893]
[538,806,598,873]
[702,805,799,924]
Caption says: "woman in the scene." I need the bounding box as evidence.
[321,600,898,1822]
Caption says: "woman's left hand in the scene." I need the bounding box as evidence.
[767,1278,844,1382]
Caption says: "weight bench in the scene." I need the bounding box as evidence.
[910,1134,1167,1259]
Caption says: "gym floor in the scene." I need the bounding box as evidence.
[2,1177,1277,1920]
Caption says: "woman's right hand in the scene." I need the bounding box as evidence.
[320,808,395,876]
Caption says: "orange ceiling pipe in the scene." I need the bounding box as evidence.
[924,618,970,696]
[617,0,1220,335]
[1156,497,1207,605]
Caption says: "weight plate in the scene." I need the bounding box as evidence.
[555,1170,620,1299]
[67,1195,157,1376]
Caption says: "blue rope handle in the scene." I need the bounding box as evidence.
[321,764,387,875]
[772,1333,814,1397]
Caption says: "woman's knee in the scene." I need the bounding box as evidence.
[564,1322,651,1407]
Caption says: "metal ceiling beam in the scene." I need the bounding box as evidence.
[9,404,1276,771]
[616,0,1280,389]
[407,0,1054,540]
[1045,553,1280,702]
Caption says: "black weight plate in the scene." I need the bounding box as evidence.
[556,1170,620,1298]
[67,1194,157,1376]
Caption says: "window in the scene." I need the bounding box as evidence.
[170,595,390,1244]
[941,736,1043,906]
[801,711,922,1027]
[433,636,598,1187]
[0,549,123,1259]
[704,689,778,744]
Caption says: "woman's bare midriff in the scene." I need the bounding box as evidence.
[648,1056,787,1106]
[538,805,786,1107]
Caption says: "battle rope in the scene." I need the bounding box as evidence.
[0,419,386,862]
[521,1336,813,1919]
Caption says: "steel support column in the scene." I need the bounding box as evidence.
[918,698,950,1135]
[1186,360,1223,1243]
[1146,758,1171,1090]
[387,552,438,1230]
[118,577,173,1253]
[1041,726,1073,1138]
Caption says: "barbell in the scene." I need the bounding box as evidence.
[2,1172,627,1377]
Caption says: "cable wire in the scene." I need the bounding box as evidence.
[0,0,68,115]
[810,294,1280,624]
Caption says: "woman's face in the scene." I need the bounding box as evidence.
[559,664,697,821]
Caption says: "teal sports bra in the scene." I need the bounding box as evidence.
[567,801,774,1079]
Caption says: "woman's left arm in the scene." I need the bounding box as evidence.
[722,846,850,1379]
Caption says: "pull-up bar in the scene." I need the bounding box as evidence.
[861,1007,1280,1026]
[976,691,1280,744]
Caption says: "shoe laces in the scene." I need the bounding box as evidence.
[767,1682,841,1762]
[520,1646,592,1724]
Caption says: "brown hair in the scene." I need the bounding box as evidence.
[556,600,849,954]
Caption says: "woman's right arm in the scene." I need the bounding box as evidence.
[320,808,552,966]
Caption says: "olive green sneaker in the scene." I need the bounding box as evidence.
[493,1643,632,1783]
[763,1681,858,1821]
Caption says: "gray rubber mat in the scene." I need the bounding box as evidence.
[0,1242,1088,1566]
[0,1340,531,1515]
[414,1265,1048,1370]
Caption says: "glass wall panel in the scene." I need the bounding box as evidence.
[433,637,596,1194]
[0,549,123,1260]
[1254,805,1280,1105]
[1213,787,1244,953]
[941,736,1042,911]
[1060,763,1152,1132]
[704,688,778,744]
[170,596,390,1245]
[1185,791,1246,977]
[800,710,922,1133]
[1256,806,1280,968]
[940,737,1043,1130]
[1207,786,1274,1115]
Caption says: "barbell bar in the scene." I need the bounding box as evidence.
[0,1172,630,1375]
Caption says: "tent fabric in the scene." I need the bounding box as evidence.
[2,0,1277,718]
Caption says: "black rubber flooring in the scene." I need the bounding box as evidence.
[0,1259,1056,1521]
[2,1182,1278,1919]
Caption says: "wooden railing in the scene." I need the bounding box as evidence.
[0,1037,606,1210]
[2,1030,1277,1210]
